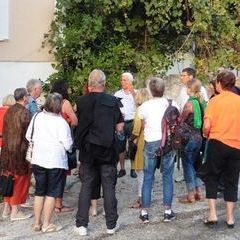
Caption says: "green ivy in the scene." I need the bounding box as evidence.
[46,0,240,99]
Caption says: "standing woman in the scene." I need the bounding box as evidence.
[27,93,73,232]
[202,71,240,228]
[0,94,16,151]
[130,88,151,208]
[0,88,32,221]
[50,80,78,213]
[178,79,204,203]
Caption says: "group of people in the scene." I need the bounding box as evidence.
[0,67,240,236]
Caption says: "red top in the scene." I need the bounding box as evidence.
[0,106,9,147]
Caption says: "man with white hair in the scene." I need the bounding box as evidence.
[26,79,42,117]
[74,69,124,236]
[114,72,137,178]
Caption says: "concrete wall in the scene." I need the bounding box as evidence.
[0,0,55,104]
[0,0,55,61]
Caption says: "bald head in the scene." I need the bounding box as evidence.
[88,69,106,89]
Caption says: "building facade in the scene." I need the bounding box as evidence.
[0,0,55,103]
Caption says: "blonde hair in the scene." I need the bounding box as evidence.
[2,94,16,106]
[187,79,204,103]
[134,88,151,107]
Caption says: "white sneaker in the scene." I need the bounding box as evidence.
[106,224,119,235]
[74,226,88,236]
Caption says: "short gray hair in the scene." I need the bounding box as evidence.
[26,79,42,93]
[2,94,16,106]
[14,88,28,101]
[147,77,165,97]
[122,72,134,82]
[88,69,106,88]
[44,93,63,114]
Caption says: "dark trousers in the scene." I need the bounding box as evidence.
[205,139,240,202]
[76,163,118,229]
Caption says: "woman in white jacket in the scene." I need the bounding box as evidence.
[26,93,73,233]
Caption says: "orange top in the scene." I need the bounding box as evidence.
[0,106,9,147]
[204,91,240,149]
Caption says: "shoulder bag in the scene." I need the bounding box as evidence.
[26,112,40,163]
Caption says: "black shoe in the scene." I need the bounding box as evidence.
[130,169,137,178]
[225,221,234,229]
[139,214,149,224]
[117,169,126,178]
[163,211,176,222]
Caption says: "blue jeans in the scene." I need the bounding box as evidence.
[161,151,175,207]
[142,140,160,208]
[181,137,202,192]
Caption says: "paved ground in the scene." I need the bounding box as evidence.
[0,160,240,240]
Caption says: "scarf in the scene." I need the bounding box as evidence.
[188,96,202,129]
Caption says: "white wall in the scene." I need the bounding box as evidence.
[0,62,55,104]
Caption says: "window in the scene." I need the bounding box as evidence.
[0,0,9,41]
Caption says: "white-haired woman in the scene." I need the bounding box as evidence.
[26,93,72,233]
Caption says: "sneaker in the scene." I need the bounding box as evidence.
[163,211,176,222]
[74,226,88,236]
[106,224,119,234]
[139,213,149,224]
[117,169,126,178]
[130,169,137,178]
[10,211,32,221]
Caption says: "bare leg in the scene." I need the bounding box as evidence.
[119,152,125,170]
[2,203,11,216]
[11,205,19,216]
[34,196,44,227]
[226,201,235,224]
[207,199,218,221]
[91,199,97,216]
[55,198,62,209]
[42,196,56,228]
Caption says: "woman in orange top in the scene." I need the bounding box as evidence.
[50,80,78,213]
[0,94,15,149]
[0,88,32,221]
[202,71,240,228]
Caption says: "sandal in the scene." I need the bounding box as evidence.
[195,193,204,201]
[33,223,43,232]
[130,200,141,209]
[42,224,62,233]
[203,218,218,227]
[55,205,74,213]
[178,196,195,204]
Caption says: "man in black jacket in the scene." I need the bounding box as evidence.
[74,69,124,236]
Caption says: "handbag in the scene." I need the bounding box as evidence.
[67,147,77,170]
[0,171,14,197]
[26,112,40,163]
[128,140,137,161]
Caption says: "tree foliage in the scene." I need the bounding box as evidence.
[47,0,240,96]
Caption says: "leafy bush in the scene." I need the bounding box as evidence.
[46,0,240,98]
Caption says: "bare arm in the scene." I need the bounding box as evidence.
[62,100,78,126]
[203,117,211,138]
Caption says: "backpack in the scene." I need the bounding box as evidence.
[155,99,180,158]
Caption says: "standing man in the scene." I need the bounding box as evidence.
[114,72,137,178]
[178,67,208,111]
[74,69,124,236]
[26,79,43,117]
